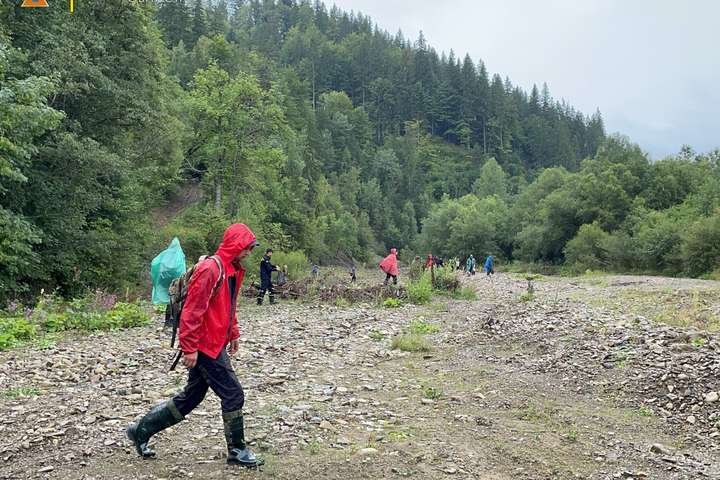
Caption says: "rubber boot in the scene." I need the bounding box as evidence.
[256,295,263,306]
[126,400,184,458]
[223,410,264,468]
[269,294,276,305]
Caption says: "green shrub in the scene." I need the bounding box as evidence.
[106,302,151,328]
[407,274,433,305]
[407,319,440,334]
[452,287,477,300]
[432,266,460,292]
[0,317,38,350]
[518,292,535,302]
[421,384,443,399]
[391,334,431,352]
[383,298,402,308]
[271,250,310,281]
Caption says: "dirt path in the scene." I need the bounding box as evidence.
[1,273,718,479]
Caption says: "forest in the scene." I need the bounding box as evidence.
[1,0,719,303]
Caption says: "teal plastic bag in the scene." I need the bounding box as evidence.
[150,237,186,305]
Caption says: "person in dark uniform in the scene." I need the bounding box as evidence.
[257,248,277,305]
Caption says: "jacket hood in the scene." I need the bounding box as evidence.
[390,248,397,255]
[215,223,257,267]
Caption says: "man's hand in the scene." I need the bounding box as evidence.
[182,351,198,369]
[227,339,239,356]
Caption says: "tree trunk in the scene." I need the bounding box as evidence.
[214,175,222,213]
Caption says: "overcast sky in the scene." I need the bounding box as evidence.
[330,0,720,159]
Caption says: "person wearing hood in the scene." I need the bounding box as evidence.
[484,255,495,275]
[126,224,264,468]
[380,248,399,285]
[257,248,278,305]
[466,255,476,276]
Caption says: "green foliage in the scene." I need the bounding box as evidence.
[382,298,402,308]
[453,287,478,301]
[0,292,149,351]
[420,384,444,400]
[407,274,433,305]
[518,292,535,302]
[564,223,612,273]
[407,319,440,334]
[271,250,309,281]
[369,330,386,341]
[1,386,40,399]
[432,266,461,292]
[391,334,431,352]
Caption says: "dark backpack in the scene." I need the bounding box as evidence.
[165,255,225,349]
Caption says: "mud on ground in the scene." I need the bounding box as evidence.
[1,271,718,479]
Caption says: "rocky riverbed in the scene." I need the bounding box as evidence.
[0,272,718,479]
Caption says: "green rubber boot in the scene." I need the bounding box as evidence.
[223,410,264,468]
[126,400,184,458]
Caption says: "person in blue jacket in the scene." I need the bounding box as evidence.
[484,255,494,276]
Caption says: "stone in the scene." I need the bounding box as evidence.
[704,391,719,404]
[357,447,378,456]
[650,444,671,455]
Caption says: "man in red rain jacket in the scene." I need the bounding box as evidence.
[127,224,263,468]
[380,248,399,285]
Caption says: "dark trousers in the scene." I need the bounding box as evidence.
[384,273,398,285]
[172,350,245,416]
[257,280,275,303]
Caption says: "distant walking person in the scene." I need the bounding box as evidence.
[380,248,399,285]
[257,248,278,305]
[466,255,476,276]
[126,224,263,468]
[349,264,357,283]
[484,255,495,276]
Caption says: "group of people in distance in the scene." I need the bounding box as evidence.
[378,249,495,285]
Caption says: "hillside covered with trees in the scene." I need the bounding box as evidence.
[1,0,719,303]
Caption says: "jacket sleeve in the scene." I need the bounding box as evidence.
[178,265,214,354]
[229,271,244,342]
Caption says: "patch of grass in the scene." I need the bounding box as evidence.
[334,298,351,308]
[635,405,654,417]
[33,334,58,350]
[564,428,579,443]
[382,298,402,308]
[692,336,707,348]
[369,330,386,341]
[1,386,41,399]
[306,440,322,455]
[518,292,535,302]
[452,287,477,300]
[391,334,431,353]
[407,319,440,334]
[421,384,443,400]
[515,404,551,422]
[387,430,411,442]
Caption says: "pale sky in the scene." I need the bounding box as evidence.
[330,0,720,159]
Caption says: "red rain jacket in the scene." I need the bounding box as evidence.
[179,224,257,359]
[379,248,399,276]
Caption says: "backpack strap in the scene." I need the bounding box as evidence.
[207,255,225,298]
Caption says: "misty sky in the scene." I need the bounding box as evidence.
[330,0,720,159]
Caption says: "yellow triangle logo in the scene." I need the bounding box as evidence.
[21,0,50,7]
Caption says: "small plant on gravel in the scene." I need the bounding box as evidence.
[636,405,654,417]
[387,430,410,442]
[518,292,535,302]
[564,429,579,443]
[407,319,440,334]
[307,440,322,455]
[691,336,707,348]
[421,384,443,400]
[382,298,402,308]
[452,287,477,300]
[369,330,386,341]
[334,298,351,308]
[391,334,431,352]
[1,386,40,398]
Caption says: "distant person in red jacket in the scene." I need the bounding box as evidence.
[425,253,434,270]
[127,224,264,468]
[380,248,399,285]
